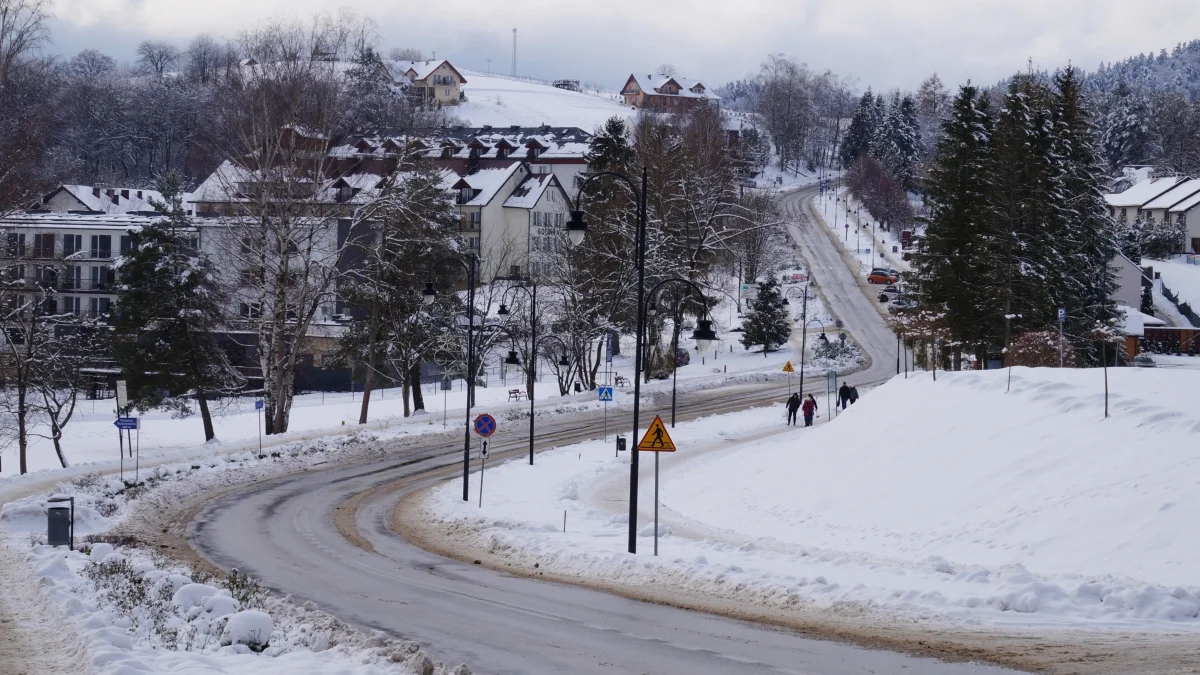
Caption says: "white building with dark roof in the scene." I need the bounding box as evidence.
[40,185,181,215]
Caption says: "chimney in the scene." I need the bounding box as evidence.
[136,190,143,199]
[92,187,100,198]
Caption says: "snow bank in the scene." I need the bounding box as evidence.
[423,367,1200,630]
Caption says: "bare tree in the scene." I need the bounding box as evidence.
[388,47,423,62]
[656,63,678,78]
[136,40,181,77]
[185,34,223,85]
[0,0,50,85]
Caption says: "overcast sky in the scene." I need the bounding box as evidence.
[47,0,1200,92]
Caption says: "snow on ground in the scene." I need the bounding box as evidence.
[457,72,630,131]
[1,430,475,675]
[423,366,1200,630]
[1149,255,1200,318]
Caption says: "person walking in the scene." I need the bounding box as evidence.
[802,394,818,427]
[849,385,859,405]
[838,382,851,410]
[785,393,801,426]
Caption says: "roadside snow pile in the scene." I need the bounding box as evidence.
[20,540,469,674]
[2,429,474,674]
[423,367,1200,630]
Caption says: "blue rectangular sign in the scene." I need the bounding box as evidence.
[254,399,264,410]
[113,417,139,430]
[597,386,613,402]
[605,331,614,363]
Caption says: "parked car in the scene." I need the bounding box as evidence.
[867,269,899,284]
[675,347,691,367]
[1132,354,1157,368]
[887,296,916,313]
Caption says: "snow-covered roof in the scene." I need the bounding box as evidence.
[503,173,557,209]
[1105,176,1185,207]
[190,161,254,203]
[458,164,524,207]
[1169,189,1200,213]
[43,185,173,215]
[331,126,591,162]
[625,73,721,101]
[384,59,465,84]
[1118,305,1165,336]
[0,212,161,231]
[1142,179,1200,210]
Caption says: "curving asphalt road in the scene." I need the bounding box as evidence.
[187,185,1019,674]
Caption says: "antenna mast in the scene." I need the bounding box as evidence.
[512,28,517,76]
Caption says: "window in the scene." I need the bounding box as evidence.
[33,264,57,287]
[40,296,56,315]
[61,296,80,315]
[1193,238,1200,254]
[90,265,114,291]
[4,265,24,283]
[32,233,55,258]
[120,235,135,255]
[5,233,25,257]
[467,211,481,229]
[62,265,81,290]
[63,234,82,257]
[89,234,112,259]
[445,88,450,97]
[88,297,110,317]
[240,302,262,319]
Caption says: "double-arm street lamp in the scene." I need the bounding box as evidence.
[502,334,571,465]
[645,278,717,428]
[782,285,829,395]
[495,280,545,465]
[421,254,480,502]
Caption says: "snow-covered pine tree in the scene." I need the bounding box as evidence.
[895,94,922,188]
[740,278,791,353]
[1053,66,1119,362]
[111,172,243,442]
[1101,82,1157,171]
[839,89,877,167]
[911,83,994,360]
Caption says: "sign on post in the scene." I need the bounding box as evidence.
[597,386,613,402]
[605,331,614,363]
[782,361,794,373]
[113,417,139,430]
[115,380,128,411]
[254,399,264,410]
[1057,308,1066,323]
[637,416,677,452]
[826,370,838,420]
[473,413,497,437]
[480,440,490,459]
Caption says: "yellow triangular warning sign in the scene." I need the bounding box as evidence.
[637,415,677,452]
[782,361,795,373]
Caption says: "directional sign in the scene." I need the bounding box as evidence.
[597,386,613,402]
[637,415,676,452]
[473,413,497,437]
[782,361,795,373]
[254,399,264,410]
[480,440,490,459]
[113,417,139,430]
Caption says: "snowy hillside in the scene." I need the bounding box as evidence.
[457,72,630,131]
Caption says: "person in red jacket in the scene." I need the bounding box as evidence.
[801,394,818,427]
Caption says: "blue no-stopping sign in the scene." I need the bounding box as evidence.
[473,413,497,437]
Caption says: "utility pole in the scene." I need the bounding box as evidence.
[512,28,517,77]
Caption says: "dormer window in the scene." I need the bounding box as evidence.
[458,187,473,204]
[496,147,509,159]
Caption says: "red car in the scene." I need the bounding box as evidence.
[867,270,899,284]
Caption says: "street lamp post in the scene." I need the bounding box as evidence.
[422,255,479,502]
[497,280,539,465]
[799,317,829,396]
[645,278,718,428]
[502,334,571,465]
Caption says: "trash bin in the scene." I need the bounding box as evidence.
[574,382,583,393]
[616,436,627,453]
[46,496,74,549]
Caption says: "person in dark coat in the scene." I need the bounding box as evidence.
[802,394,818,427]
[838,382,851,410]
[785,393,801,426]
[849,385,859,405]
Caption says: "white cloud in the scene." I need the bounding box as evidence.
[48,0,1200,91]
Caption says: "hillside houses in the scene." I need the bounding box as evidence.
[1106,174,1200,253]
[621,73,721,111]
[383,59,467,106]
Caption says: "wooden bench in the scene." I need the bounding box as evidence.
[507,389,526,401]
[614,375,630,388]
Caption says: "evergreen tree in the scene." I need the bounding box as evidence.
[1101,82,1156,171]
[839,89,876,167]
[740,278,791,353]
[586,116,635,172]
[911,83,994,359]
[111,172,243,442]
[1053,66,1119,360]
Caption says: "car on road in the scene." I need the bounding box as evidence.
[1132,354,1157,368]
[887,296,916,313]
[867,269,899,284]
[675,347,691,367]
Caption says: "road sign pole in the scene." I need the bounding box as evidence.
[479,440,485,508]
[654,452,660,557]
[257,404,262,458]
[603,399,608,442]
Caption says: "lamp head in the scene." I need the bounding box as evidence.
[503,350,521,375]
[421,282,436,306]
[691,318,717,355]
[818,332,829,345]
[497,303,509,316]
[558,353,570,367]
[566,210,588,247]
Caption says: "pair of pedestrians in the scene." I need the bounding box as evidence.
[785,393,818,427]
[838,383,859,410]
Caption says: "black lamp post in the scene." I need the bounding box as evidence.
[503,334,572,465]
[645,278,717,428]
[569,167,651,554]
[497,279,541,465]
[799,316,827,396]
[422,255,479,502]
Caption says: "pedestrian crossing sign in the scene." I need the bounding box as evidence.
[782,361,795,373]
[637,415,676,452]
[598,386,613,402]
